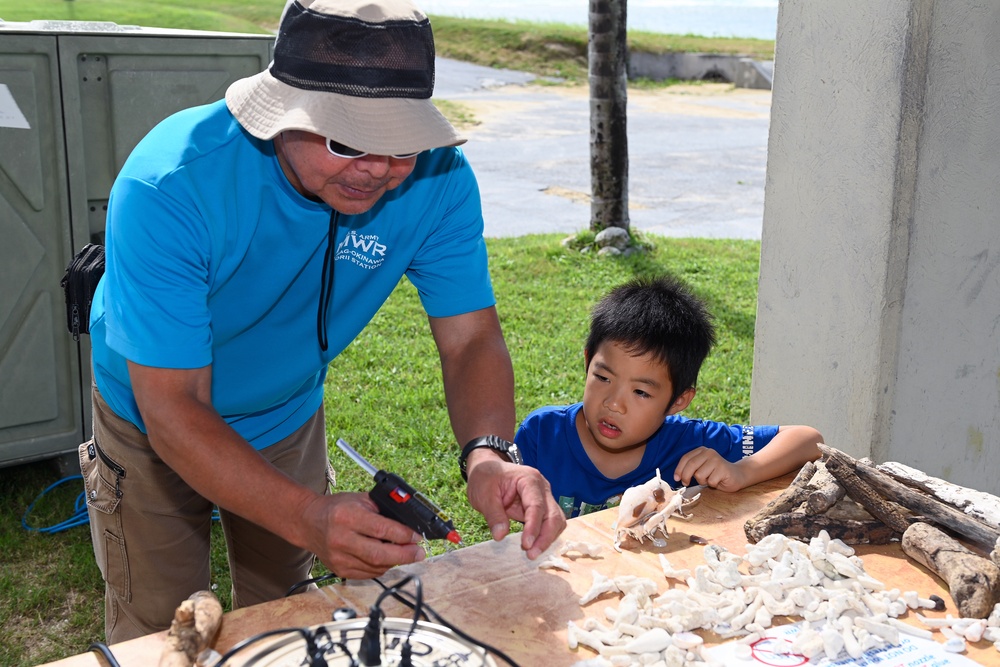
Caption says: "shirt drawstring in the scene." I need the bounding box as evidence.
[317,209,339,352]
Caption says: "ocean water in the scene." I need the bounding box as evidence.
[421,0,778,40]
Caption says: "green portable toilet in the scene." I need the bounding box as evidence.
[0,19,273,470]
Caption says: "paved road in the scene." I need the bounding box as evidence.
[434,58,772,239]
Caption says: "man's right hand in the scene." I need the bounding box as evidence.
[129,362,427,581]
[299,492,427,579]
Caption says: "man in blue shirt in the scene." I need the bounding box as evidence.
[81,0,564,642]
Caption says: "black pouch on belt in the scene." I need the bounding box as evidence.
[60,243,105,341]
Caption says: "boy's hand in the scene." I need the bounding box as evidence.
[674,447,747,492]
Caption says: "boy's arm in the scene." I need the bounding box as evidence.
[733,425,823,489]
[674,425,823,492]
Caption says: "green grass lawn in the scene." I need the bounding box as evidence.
[1,235,760,665]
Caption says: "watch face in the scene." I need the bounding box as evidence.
[238,618,498,666]
[460,437,523,477]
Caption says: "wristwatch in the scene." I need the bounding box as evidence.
[459,435,523,481]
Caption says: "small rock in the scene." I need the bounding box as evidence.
[942,637,966,653]
[595,227,630,250]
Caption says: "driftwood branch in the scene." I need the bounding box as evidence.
[818,445,913,534]
[743,460,818,537]
[804,464,847,515]
[744,459,902,545]
[159,590,223,667]
[747,511,898,545]
[878,461,1000,530]
[853,458,1000,553]
[902,522,1000,619]
[746,445,1000,551]
[811,446,1000,554]
[745,446,1000,618]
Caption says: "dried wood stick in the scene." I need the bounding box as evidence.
[878,461,1000,530]
[743,460,819,543]
[804,462,847,514]
[819,445,912,534]
[746,511,899,545]
[854,459,1000,553]
[790,459,820,488]
[159,590,223,667]
[825,496,883,523]
[902,522,1000,619]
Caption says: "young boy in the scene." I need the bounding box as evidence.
[515,275,823,518]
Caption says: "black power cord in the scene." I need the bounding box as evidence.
[359,574,421,666]
[372,575,521,667]
[87,642,123,667]
[304,627,335,667]
[358,606,384,666]
[206,573,515,667]
[285,571,342,597]
[398,577,422,667]
[212,626,349,667]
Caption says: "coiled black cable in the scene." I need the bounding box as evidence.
[285,571,342,597]
[87,641,123,667]
[372,575,521,667]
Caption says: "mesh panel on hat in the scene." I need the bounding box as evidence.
[271,2,435,99]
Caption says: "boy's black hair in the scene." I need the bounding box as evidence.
[585,275,716,407]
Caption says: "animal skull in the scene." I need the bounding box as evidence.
[612,469,697,551]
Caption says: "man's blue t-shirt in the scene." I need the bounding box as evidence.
[90,100,495,449]
[514,403,779,518]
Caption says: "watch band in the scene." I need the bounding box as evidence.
[459,435,522,481]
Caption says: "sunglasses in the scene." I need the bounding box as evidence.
[326,137,421,160]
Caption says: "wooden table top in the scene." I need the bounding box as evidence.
[41,476,1000,666]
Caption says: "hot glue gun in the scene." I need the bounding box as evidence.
[335,438,462,545]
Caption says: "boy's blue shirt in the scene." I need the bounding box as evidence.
[514,403,778,518]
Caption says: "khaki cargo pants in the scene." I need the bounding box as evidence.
[80,387,331,644]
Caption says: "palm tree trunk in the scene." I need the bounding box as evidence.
[589,0,630,232]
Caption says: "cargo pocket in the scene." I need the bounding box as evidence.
[79,438,130,602]
[79,439,123,514]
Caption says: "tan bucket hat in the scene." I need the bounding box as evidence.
[226,0,465,156]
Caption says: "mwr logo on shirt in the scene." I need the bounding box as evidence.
[337,231,386,270]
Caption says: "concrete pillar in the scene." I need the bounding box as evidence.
[751,0,1000,492]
